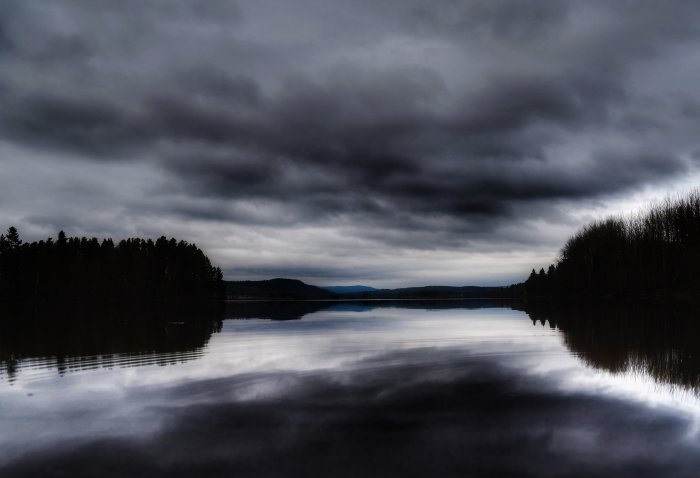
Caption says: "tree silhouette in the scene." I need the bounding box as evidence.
[516,190,700,298]
[5,227,22,249]
[0,227,224,302]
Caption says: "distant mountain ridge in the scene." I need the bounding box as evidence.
[342,285,497,299]
[322,285,378,294]
[225,278,497,300]
[224,278,335,300]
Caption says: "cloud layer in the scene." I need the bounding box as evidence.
[1,1,700,284]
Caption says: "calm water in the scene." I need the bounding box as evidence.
[2,301,700,477]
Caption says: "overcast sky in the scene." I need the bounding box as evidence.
[1,1,700,287]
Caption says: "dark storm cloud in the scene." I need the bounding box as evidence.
[1,0,700,281]
[3,350,700,477]
[404,0,572,41]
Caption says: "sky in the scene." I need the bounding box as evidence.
[1,1,700,287]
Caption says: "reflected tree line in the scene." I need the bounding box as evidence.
[506,191,700,298]
[0,227,224,302]
[3,297,700,393]
[0,302,223,383]
[519,301,700,391]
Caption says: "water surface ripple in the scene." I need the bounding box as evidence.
[1,302,699,477]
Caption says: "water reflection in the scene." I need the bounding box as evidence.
[222,299,511,321]
[0,303,222,384]
[2,301,700,477]
[5,349,700,478]
[519,301,700,392]
[5,299,700,396]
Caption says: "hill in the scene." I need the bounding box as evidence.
[338,285,497,300]
[322,285,378,294]
[225,280,497,300]
[224,278,336,300]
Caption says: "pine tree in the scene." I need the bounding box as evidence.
[5,227,21,249]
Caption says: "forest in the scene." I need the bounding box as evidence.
[0,227,224,302]
[512,190,700,299]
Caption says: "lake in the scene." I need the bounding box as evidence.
[1,300,700,477]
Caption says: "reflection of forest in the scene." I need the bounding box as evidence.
[222,299,511,321]
[9,298,697,392]
[1,300,512,382]
[223,301,333,321]
[519,301,700,391]
[0,303,223,383]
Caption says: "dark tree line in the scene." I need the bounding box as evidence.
[0,227,224,302]
[513,190,700,298]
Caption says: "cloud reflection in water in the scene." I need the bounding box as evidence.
[1,304,700,477]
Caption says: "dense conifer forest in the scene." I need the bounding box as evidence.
[512,190,700,299]
[0,228,224,302]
